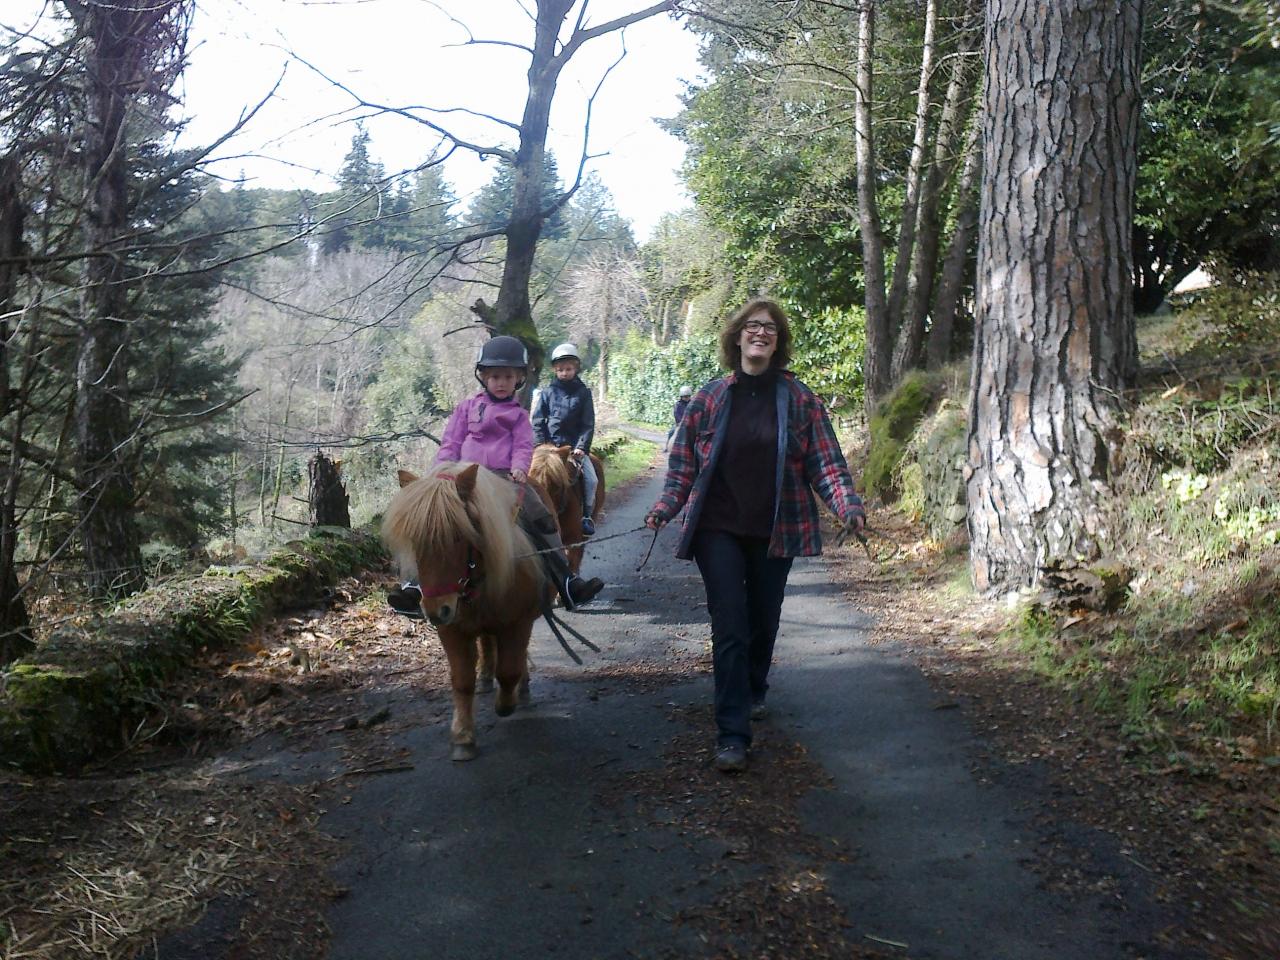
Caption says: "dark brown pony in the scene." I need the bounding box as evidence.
[528,444,605,575]
[383,462,547,761]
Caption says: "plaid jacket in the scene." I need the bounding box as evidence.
[650,371,865,559]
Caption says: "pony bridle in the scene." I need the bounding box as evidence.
[418,543,480,603]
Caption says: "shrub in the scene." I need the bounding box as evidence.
[1174,270,1280,356]
[788,305,866,416]
[607,331,721,425]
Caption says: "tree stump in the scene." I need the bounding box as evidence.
[308,453,350,528]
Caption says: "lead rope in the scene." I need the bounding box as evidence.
[832,523,902,563]
[513,523,651,560]
[529,522,661,663]
[636,527,660,571]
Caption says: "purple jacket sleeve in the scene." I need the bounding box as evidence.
[436,399,468,463]
[511,408,535,473]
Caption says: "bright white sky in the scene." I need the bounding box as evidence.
[10,0,705,240]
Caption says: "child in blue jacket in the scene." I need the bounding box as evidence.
[531,342,598,535]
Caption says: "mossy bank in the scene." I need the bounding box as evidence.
[0,527,386,774]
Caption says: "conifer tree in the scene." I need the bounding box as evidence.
[322,126,389,253]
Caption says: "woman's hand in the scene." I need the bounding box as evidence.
[832,512,865,547]
[645,511,666,531]
[510,468,528,484]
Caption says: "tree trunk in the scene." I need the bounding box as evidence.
[926,117,983,370]
[491,0,672,383]
[967,0,1142,594]
[599,286,611,400]
[884,0,938,337]
[0,153,33,662]
[893,14,982,379]
[308,452,350,528]
[491,0,577,386]
[228,406,239,546]
[68,0,182,598]
[855,0,892,413]
[270,379,296,528]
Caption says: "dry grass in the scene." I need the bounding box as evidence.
[0,774,335,960]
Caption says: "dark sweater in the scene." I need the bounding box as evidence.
[696,369,778,539]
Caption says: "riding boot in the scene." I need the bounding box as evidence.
[519,515,604,611]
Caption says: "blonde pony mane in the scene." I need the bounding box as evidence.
[382,462,537,601]
[529,445,572,498]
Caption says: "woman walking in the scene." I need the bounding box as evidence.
[645,299,866,773]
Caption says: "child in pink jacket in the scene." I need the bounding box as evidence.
[387,336,604,616]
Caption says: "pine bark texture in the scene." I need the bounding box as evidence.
[966,0,1141,594]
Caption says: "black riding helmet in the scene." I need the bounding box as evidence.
[474,335,529,391]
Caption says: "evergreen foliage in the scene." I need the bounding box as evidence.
[606,330,722,424]
[465,152,571,240]
[1134,2,1280,309]
[786,306,867,415]
[320,126,390,253]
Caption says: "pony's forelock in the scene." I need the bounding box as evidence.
[382,462,539,601]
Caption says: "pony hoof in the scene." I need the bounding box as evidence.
[451,742,478,762]
[476,676,495,694]
[517,688,531,706]
[494,701,515,718]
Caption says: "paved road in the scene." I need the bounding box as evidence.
[309,465,1194,960]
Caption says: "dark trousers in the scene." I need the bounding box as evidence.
[691,529,794,748]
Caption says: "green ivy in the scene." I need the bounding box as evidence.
[607,331,722,424]
[610,304,867,422]
[787,305,866,415]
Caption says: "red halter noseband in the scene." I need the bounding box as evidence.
[417,544,479,601]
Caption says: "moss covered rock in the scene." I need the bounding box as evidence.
[0,527,386,773]
[914,403,969,542]
[863,372,941,500]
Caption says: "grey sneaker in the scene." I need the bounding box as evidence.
[713,743,748,773]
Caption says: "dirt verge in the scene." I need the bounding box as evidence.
[827,510,1278,960]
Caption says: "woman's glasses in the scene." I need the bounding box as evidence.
[743,320,778,336]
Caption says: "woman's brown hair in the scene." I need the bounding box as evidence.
[718,298,793,371]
